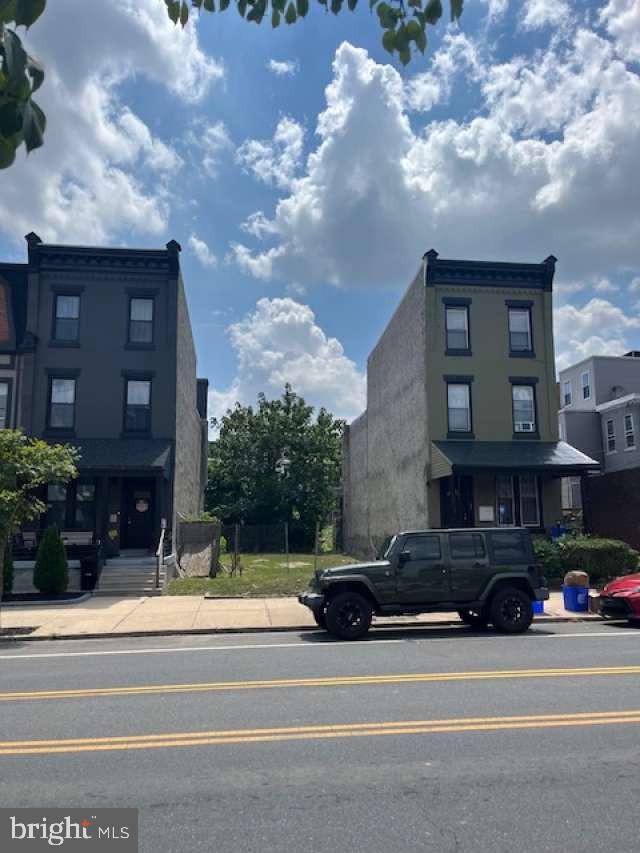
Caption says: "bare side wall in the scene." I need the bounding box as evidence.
[342,412,370,558]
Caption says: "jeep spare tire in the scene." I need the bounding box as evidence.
[325,591,373,640]
[490,587,533,633]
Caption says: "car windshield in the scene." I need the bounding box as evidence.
[379,535,396,560]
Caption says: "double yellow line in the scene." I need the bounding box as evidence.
[2,710,640,755]
[2,664,640,703]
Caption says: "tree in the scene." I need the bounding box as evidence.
[206,385,343,548]
[0,429,78,602]
[0,0,47,168]
[166,0,464,67]
[33,524,68,594]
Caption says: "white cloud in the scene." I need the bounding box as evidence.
[240,211,280,240]
[593,278,619,292]
[629,276,640,292]
[267,59,298,76]
[227,244,286,280]
[187,120,233,178]
[188,234,217,267]
[406,33,483,113]
[208,298,366,423]
[231,34,640,293]
[601,0,640,64]
[554,298,640,370]
[0,0,222,245]
[481,0,510,21]
[236,117,304,190]
[521,0,570,30]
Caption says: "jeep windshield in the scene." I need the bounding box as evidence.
[378,535,396,560]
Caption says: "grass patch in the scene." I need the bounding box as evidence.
[167,553,357,597]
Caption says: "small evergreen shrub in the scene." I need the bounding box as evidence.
[533,537,566,584]
[33,526,69,595]
[3,546,14,595]
[559,537,639,584]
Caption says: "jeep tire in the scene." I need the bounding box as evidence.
[490,586,533,633]
[458,609,489,629]
[325,591,373,640]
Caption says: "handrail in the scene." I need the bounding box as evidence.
[155,527,166,589]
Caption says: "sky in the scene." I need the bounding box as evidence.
[1,0,639,429]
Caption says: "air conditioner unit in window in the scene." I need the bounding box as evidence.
[519,422,535,432]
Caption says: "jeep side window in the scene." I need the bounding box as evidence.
[402,535,442,561]
[490,530,528,563]
[449,532,486,559]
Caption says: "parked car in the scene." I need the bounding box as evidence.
[298,528,548,640]
[599,573,640,623]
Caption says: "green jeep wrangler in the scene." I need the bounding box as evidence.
[298,528,548,640]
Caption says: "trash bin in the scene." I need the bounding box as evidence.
[562,585,589,612]
[533,600,544,615]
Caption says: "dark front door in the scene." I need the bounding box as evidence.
[440,475,475,528]
[122,479,155,549]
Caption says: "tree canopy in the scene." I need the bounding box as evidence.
[206,386,343,547]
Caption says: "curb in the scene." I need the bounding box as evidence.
[0,613,603,642]
[0,593,93,608]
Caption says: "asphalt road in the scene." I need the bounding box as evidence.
[1,621,639,852]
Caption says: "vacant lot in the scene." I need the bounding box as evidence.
[167,552,357,597]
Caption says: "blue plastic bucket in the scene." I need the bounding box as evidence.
[562,585,589,612]
[533,600,544,615]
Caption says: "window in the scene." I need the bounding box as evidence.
[53,294,80,342]
[449,532,486,560]
[0,380,8,428]
[581,371,591,400]
[490,530,529,563]
[508,308,532,352]
[46,484,67,529]
[403,534,441,561]
[74,483,96,528]
[48,378,75,429]
[445,306,469,352]
[606,419,616,453]
[624,413,635,449]
[129,298,154,344]
[563,380,572,407]
[447,383,471,433]
[125,379,151,432]
[496,475,515,526]
[562,477,582,511]
[512,385,536,433]
[519,475,540,526]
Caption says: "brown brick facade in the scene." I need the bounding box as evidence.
[584,469,640,549]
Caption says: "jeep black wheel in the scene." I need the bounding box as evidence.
[490,587,533,634]
[313,609,327,629]
[457,609,488,629]
[325,591,372,640]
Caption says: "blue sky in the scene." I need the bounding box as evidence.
[1,0,639,426]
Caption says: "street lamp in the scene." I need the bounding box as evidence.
[276,451,291,569]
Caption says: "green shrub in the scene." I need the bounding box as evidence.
[3,546,14,595]
[33,526,69,595]
[533,537,566,584]
[559,537,639,584]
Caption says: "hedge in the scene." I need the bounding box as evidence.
[534,536,639,586]
[33,526,69,595]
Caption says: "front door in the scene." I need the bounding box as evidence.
[440,475,475,528]
[396,533,450,604]
[122,479,155,550]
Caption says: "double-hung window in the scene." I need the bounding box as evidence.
[606,419,616,453]
[53,294,80,342]
[445,306,469,352]
[508,307,532,353]
[447,383,471,433]
[519,475,540,526]
[124,379,152,433]
[496,475,515,526]
[581,371,591,400]
[497,475,540,527]
[48,377,76,430]
[0,380,9,428]
[512,385,536,433]
[624,413,635,449]
[128,298,154,345]
[563,380,572,407]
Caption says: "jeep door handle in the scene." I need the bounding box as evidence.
[472,562,484,568]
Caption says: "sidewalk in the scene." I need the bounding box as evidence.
[0,591,601,641]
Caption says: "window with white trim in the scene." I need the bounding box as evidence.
[606,419,616,453]
[581,371,591,400]
[519,475,540,527]
[624,413,635,449]
[447,383,471,432]
[563,380,572,407]
[53,294,80,342]
[445,306,469,351]
[512,385,536,433]
[48,378,76,429]
[508,308,532,352]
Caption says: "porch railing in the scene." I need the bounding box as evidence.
[155,526,166,589]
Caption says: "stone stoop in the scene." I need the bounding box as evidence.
[96,553,164,597]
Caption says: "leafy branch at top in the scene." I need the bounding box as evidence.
[165,0,464,66]
[0,0,47,169]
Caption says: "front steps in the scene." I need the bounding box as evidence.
[95,551,164,597]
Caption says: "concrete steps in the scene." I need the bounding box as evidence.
[96,552,165,597]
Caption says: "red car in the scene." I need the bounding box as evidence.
[600,572,640,622]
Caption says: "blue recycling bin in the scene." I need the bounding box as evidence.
[533,600,544,615]
[562,585,589,612]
